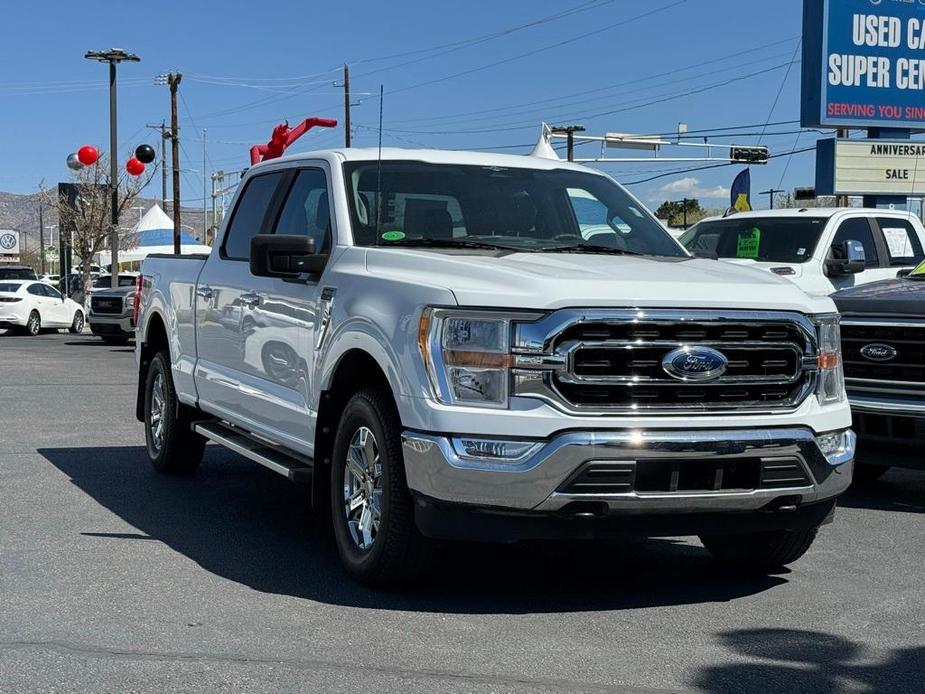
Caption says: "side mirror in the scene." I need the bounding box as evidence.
[897,268,913,279]
[825,239,866,276]
[250,234,327,278]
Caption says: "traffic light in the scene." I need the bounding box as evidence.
[730,146,770,164]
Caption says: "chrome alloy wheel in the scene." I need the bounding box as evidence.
[27,312,40,335]
[73,312,84,333]
[343,426,382,551]
[149,372,166,453]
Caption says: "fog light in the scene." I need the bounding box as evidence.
[451,437,541,464]
[816,429,855,467]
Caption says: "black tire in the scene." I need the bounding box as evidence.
[700,527,819,571]
[69,311,84,334]
[24,310,41,336]
[144,350,205,475]
[329,387,435,586]
[853,463,890,485]
[101,335,130,346]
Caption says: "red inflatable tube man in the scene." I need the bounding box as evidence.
[249,117,338,165]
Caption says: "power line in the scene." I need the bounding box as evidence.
[757,38,802,145]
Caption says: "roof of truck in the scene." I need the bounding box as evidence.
[252,147,598,173]
[698,207,922,222]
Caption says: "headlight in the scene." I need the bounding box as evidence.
[813,314,845,405]
[419,309,517,408]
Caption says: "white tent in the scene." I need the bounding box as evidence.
[97,204,212,267]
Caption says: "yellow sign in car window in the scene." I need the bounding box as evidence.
[736,228,761,259]
[910,260,925,277]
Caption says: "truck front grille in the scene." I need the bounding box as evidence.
[557,457,811,495]
[513,309,818,414]
[91,296,123,315]
[842,321,925,395]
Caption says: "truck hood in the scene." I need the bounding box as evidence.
[365,248,834,314]
[833,278,925,317]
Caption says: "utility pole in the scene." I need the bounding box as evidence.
[157,72,183,254]
[343,63,351,147]
[836,128,849,206]
[146,121,169,204]
[551,124,586,162]
[760,188,785,210]
[85,48,141,287]
[203,129,207,243]
[38,202,45,276]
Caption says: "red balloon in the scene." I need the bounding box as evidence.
[125,157,145,176]
[77,145,99,166]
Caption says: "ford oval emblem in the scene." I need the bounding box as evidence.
[860,343,897,362]
[662,347,729,382]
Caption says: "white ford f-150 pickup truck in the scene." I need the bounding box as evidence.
[135,148,855,585]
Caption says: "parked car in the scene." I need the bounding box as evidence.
[0,280,85,336]
[832,261,925,482]
[39,274,60,285]
[135,147,855,585]
[0,265,38,281]
[88,285,137,345]
[680,208,925,296]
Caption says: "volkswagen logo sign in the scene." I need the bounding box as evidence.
[0,232,16,251]
[662,347,729,382]
[860,343,898,362]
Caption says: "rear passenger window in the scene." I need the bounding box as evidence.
[877,218,925,267]
[832,218,879,268]
[222,172,285,260]
[274,169,332,253]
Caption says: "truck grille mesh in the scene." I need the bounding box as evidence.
[842,323,925,389]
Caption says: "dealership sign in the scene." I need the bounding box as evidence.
[0,230,20,261]
[802,0,925,129]
[816,138,925,195]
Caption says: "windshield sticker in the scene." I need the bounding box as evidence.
[882,228,915,258]
[911,260,925,277]
[381,230,406,242]
[736,228,761,258]
[797,247,807,256]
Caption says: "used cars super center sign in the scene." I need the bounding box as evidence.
[802,0,925,129]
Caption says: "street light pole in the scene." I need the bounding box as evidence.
[85,48,140,288]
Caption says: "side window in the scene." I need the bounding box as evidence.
[27,284,44,296]
[274,169,332,252]
[877,218,925,267]
[222,172,285,260]
[832,218,879,268]
[44,285,62,299]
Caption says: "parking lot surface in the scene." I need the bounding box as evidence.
[1,331,923,693]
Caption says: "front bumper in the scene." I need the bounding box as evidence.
[88,314,133,336]
[402,427,854,538]
[850,394,925,470]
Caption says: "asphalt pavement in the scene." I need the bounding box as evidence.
[1,330,923,693]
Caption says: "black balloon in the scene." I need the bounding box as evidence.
[135,144,156,164]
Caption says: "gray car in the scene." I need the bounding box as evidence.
[88,286,136,345]
[833,263,925,482]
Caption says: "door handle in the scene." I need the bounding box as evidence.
[240,291,262,309]
[196,286,214,300]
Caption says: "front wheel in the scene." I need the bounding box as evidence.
[700,527,819,571]
[69,311,84,334]
[144,350,205,474]
[330,387,435,586]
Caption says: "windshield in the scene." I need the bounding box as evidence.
[343,161,685,257]
[92,276,136,288]
[0,267,36,280]
[681,217,831,264]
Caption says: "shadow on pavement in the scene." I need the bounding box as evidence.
[40,445,787,614]
[839,469,925,515]
[695,628,925,693]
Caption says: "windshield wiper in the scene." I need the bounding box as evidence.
[381,238,520,251]
[535,243,645,256]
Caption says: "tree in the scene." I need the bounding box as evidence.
[655,199,705,228]
[40,153,154,301]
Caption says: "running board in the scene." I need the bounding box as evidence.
[193,421,312,483]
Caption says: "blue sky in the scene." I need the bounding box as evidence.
[0,0,841,208]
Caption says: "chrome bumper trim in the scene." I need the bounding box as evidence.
[402,427,854,513]
[849,394,925,416]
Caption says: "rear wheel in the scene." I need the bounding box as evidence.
[700,527,819,571]
[330,387,435,586]
[69,311,84,334]
[853,463,890,484]
[144,350,205,474]
[24,310,40,336]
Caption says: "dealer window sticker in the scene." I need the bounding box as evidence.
[882,227,915,258]
[736,228,761,259]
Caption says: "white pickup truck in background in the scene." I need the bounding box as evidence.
[135,148,855,585]
[680,208,925,296]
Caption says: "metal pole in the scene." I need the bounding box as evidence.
[203,129,207,243]
[343,64,351,147]
[109,60,119,287]
[161,120,168,204]
[38,203,45,276]
[169,73,182,254]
